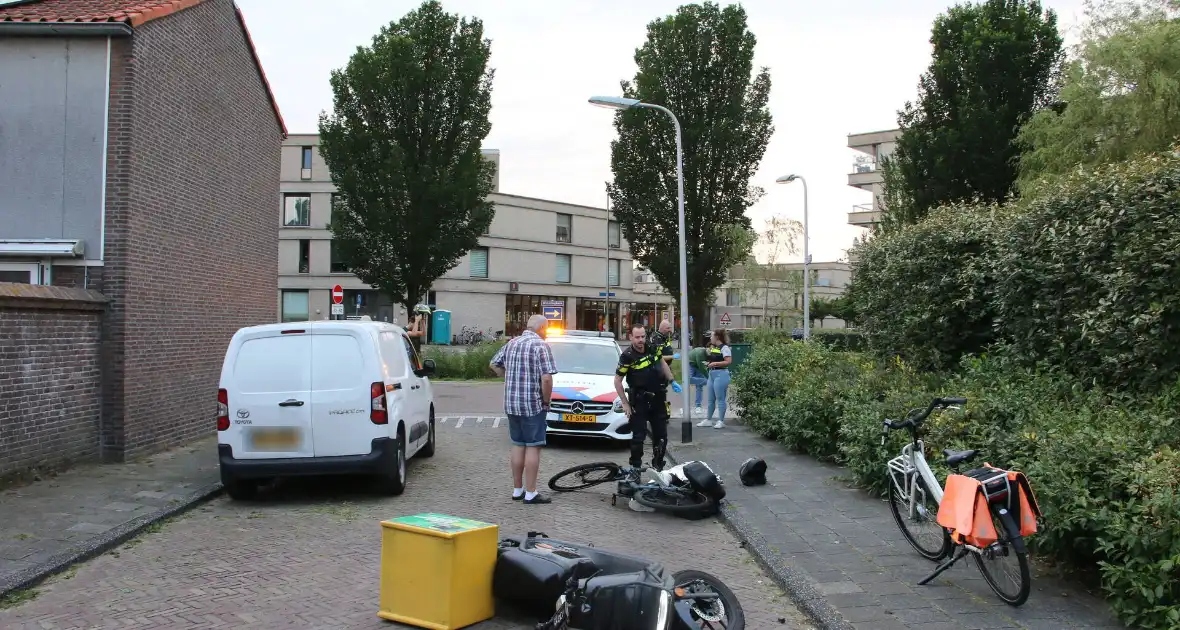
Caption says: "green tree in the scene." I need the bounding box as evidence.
[734,214,803,318]
[882,0,1064,229]
[607,2,772,341]
[1016,0,1180,192]
[318,0,496,314]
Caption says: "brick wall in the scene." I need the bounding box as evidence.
[101,0,282,460]
[0,283,107,483]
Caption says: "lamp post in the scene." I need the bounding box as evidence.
[590,95,693,443]
[776,174,810,340]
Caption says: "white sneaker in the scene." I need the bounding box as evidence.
[697,419,712,427]
[693,406,704,416]
[713,421,726,429]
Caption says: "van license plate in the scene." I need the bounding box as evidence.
[562,414,596,424]
[250,428,300,451]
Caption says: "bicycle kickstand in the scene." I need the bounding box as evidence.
[918,546,969,586]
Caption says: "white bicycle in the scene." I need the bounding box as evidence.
[882,396,1033,606]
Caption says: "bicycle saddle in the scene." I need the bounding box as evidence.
[943,448,979,466]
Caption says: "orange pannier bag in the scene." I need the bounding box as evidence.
[937,464,1041,548]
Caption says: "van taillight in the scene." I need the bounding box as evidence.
[217,388,229,431]
[370,382,387,425]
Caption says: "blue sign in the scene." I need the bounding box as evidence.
[542,300,565,321]
[598,292,616,297]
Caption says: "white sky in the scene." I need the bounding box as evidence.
[237,0,1088,263]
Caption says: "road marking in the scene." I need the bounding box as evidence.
[493,417,501,428]
[455,417,465,428]
[438,416,449,424]
[477,417,484,424]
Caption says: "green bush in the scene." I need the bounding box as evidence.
[420,340,506,379]
[734,339,1180,628]
[846,202,1010,371]
[811,328,865,352]
[994,150,1180,393]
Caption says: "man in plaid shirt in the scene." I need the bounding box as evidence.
[490,314,557,504]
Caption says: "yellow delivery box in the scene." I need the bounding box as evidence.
[378,513,498,629]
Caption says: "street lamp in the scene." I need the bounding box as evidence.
[776,174,810,340]
[590,94,693,443]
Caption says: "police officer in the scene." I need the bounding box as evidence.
[614,324,675,470]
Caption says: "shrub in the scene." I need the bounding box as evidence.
[420,340,506,379]
[846,202,1011,371]
[733,339,1180,627]
[994,149,1180,393]
[811,328,864,352]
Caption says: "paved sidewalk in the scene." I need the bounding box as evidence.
[668,426,1124,630]
[0,437,221,598]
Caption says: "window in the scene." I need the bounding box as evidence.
[547,341,620,376]
[300,146,313,179]
[298,239,310,274]
[402,334,423,371]
[0,263,39,284]
[329,240,348,273]
[726,288,740,306]
[281,290,310,322]
[556,254,571,283]
[608,220,621,248]
[608,259,620,287]
[284,194,310,227]
[469,247,489,278]
[556,213,572,243]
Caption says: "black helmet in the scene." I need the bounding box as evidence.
[738,457,767,486]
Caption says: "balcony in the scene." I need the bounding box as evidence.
[848,203,881,228]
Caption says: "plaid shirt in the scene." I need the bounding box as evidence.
[491,330,558,417]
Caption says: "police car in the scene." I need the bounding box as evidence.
[543,329,632,441]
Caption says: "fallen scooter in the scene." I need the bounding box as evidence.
[494,532,744,630]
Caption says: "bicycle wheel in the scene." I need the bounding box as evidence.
[548,462,621,492]
[672,569,745,630]
[633,487,715,515]
[887,472,951,561]
[974,510,1031,606]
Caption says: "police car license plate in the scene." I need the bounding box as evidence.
[562,414,596,424]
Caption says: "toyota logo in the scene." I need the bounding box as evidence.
[571,401,585,414]
[236,409,250,419]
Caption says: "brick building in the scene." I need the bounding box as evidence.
[0,0,286,479]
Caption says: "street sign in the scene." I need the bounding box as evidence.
[330,303,344,316]
[331,285,344,304]
[719,312,731,327]
[598,292,616,297]
[542,300,565,321]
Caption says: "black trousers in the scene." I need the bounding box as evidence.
[628,393,669,468]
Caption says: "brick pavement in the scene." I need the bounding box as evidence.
[667,425,1125,630]
[0,438,220,596]
[0,409,813,629]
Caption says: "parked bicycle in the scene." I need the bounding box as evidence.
[547,460,725,519]
[456,326,487,345]
[882,396,1041,606]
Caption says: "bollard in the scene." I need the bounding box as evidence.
[681,419,692,443]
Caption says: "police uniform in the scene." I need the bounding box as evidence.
[617,344,671,469]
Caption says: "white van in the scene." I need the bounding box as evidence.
[216,319,436,500]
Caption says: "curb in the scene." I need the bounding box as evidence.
[667,445,854,630]
[0,480,224,600]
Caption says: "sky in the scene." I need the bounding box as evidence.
[237,0,1089,264]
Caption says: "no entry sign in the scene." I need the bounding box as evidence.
[331,285,344,304]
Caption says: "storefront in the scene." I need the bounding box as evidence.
[574,298,621,337]
[623,302,674,333]
[504,293,566,337]
[338,289,395,322]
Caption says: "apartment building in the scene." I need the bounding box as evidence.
[847,128,900,229]
[633,262,852,333]
[278,134,652,339]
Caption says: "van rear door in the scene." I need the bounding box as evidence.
[224,327,314,459]
[309,325,379,457]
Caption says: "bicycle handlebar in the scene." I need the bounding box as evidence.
[883,397,967,431]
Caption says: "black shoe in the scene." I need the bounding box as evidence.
[524,493,551,505]
[512,493,523,501]
[651,461,666,471]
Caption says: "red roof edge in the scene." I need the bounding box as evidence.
[234,2,287,139]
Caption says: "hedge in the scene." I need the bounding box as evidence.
[420,340,506,379]
[731,340,1180,629]
[848,148,1180,392]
